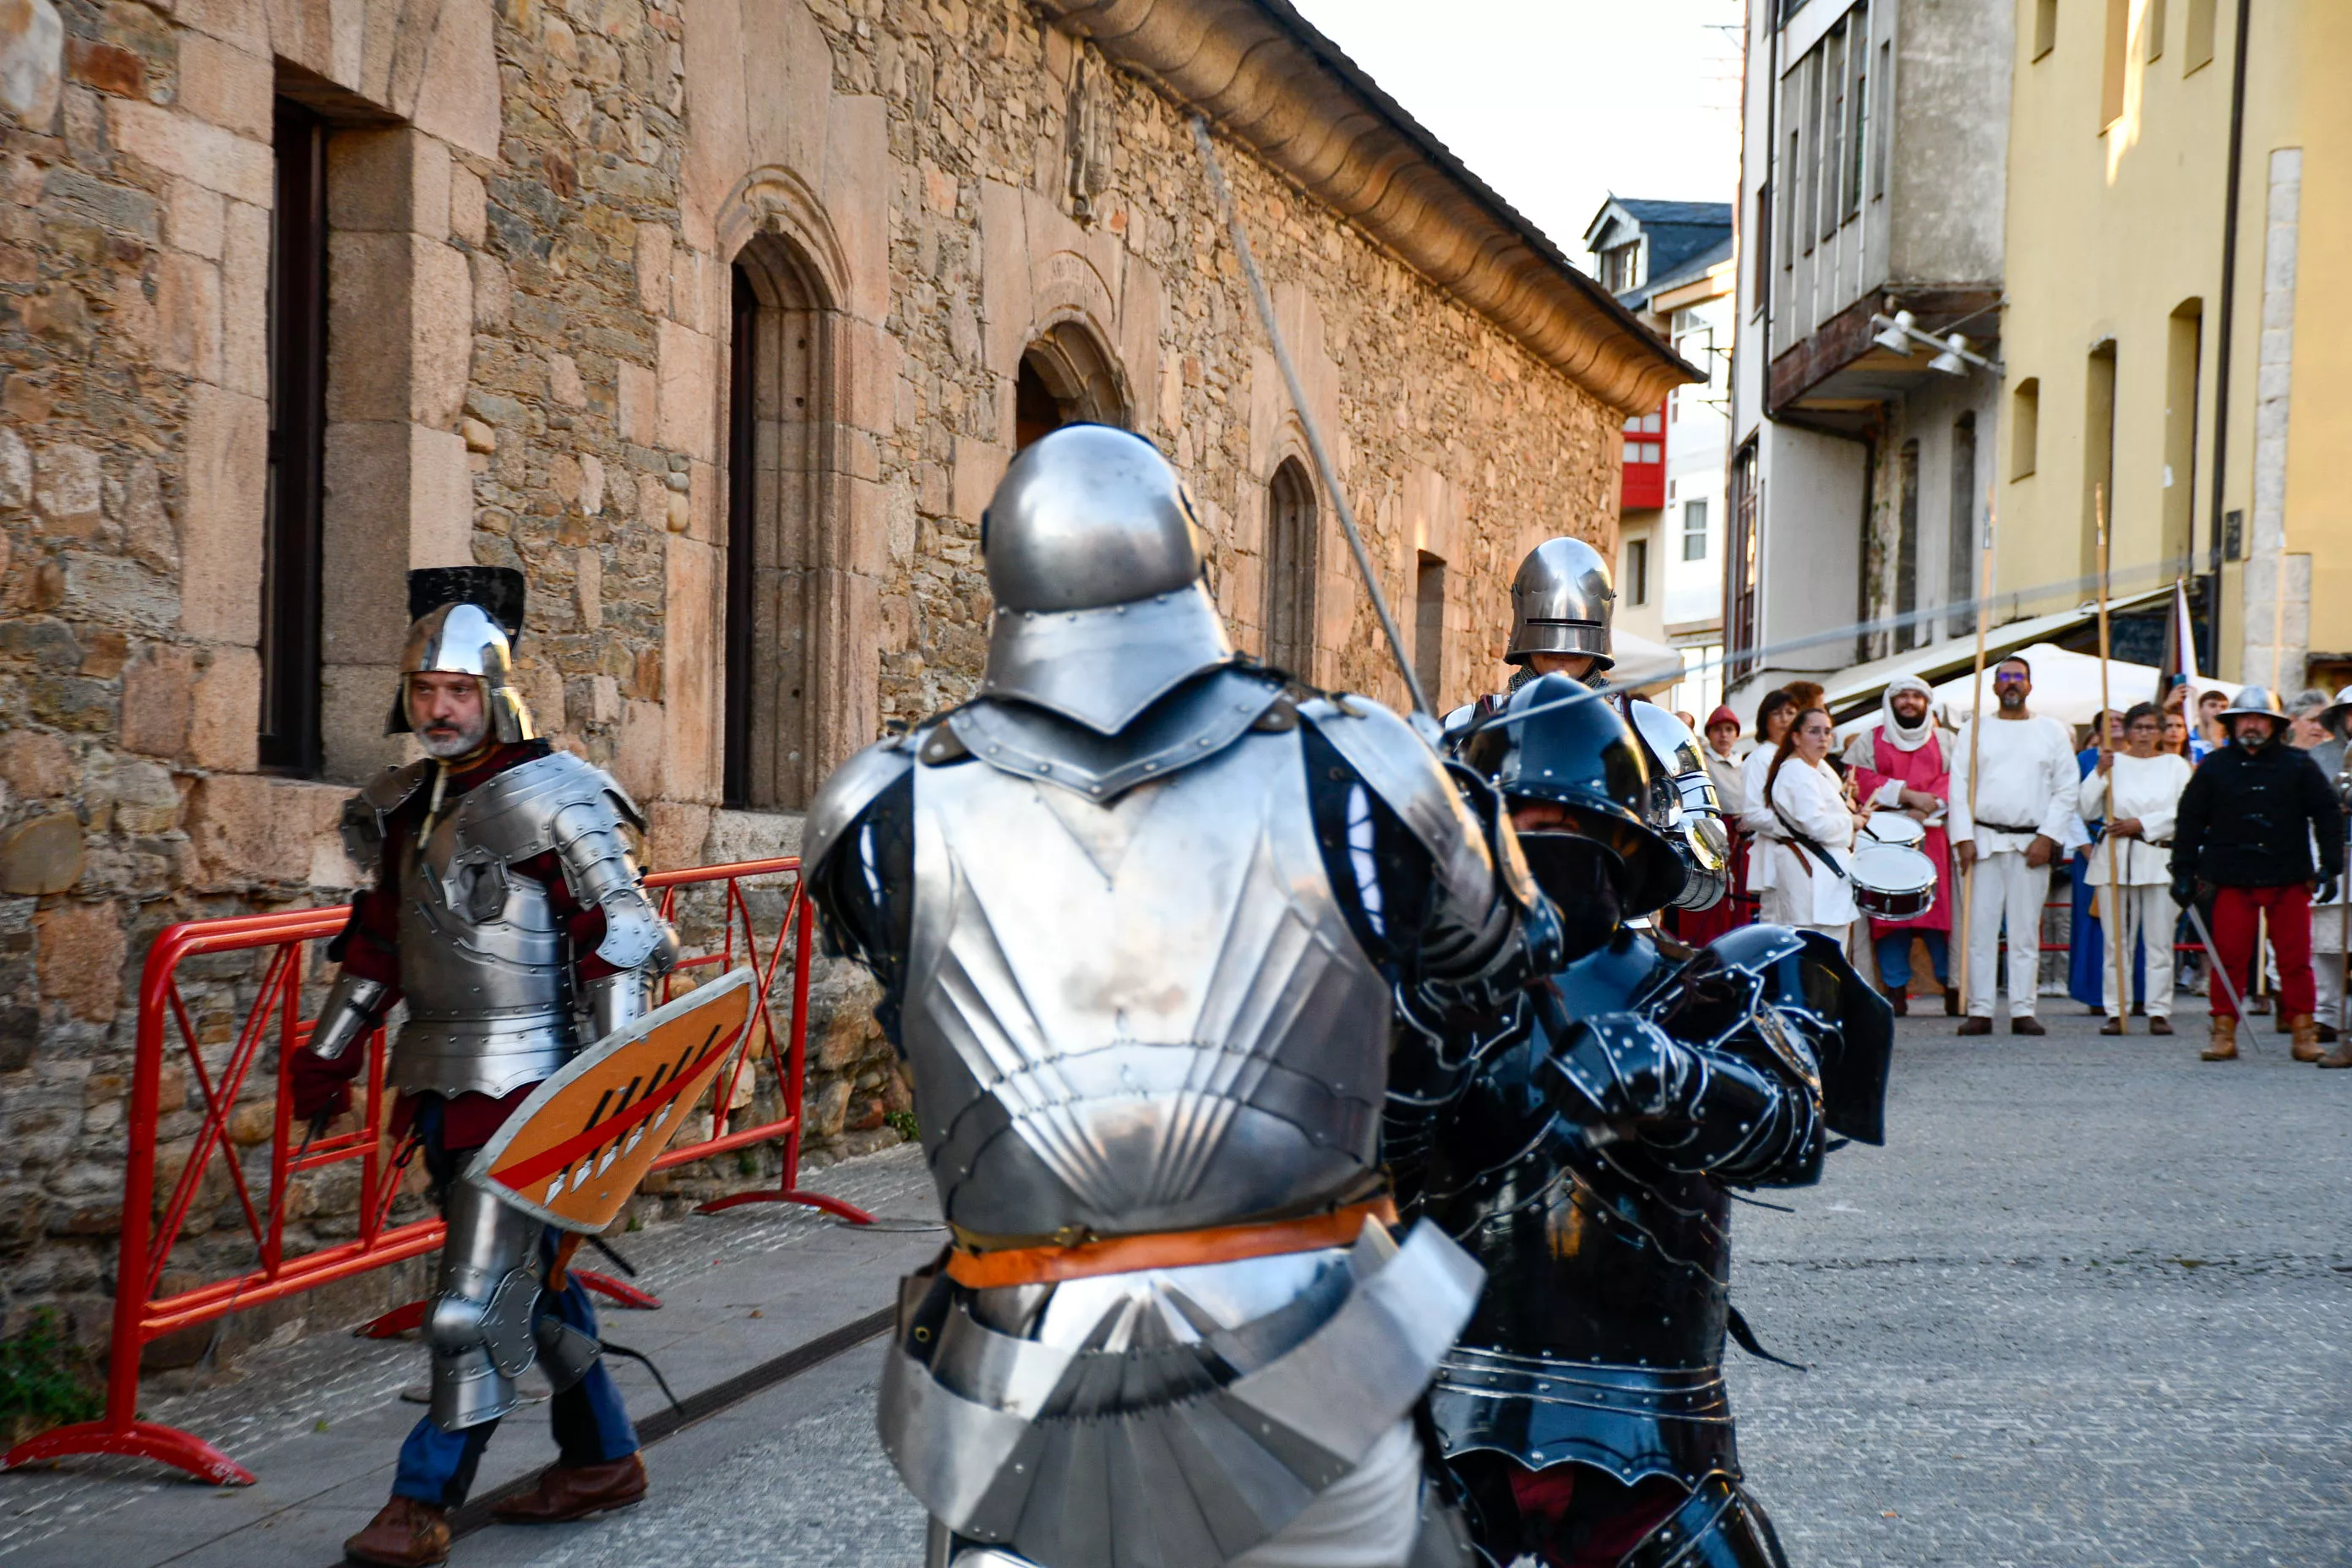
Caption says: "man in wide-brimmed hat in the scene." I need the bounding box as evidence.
[2172,686,2344,1063]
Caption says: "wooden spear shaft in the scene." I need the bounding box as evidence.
[1957,486,1996,1012]
[2096,485,2129,1032]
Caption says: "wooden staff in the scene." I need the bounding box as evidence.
[1956,486,1996,1011]
[2095,486,2128,1032]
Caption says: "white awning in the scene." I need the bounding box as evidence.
[1609,629,1685,695]
[1819,585,2176,721]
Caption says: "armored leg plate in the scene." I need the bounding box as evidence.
[425,1181,543,1431]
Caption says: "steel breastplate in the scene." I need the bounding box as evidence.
[900,723,1391,1243]
[392,798,575,1100]
[1424,932,1740,1486]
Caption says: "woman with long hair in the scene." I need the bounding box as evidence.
[1737,691,1801,922]
[1753,707,1867,939]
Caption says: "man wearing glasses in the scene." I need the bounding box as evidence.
[1949,657,2082,1035]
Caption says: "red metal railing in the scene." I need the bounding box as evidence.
[2,856,868,1487]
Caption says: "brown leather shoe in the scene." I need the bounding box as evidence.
[2202,1016,2239,1061]
[1944,989,1961,1016]
[1887,991,1908,1017]
[2290,1015,2324,1061]
[2317,1037,2352,1068]
[1957,1016,1993,1037]
[492,1453,647,1525]
[2150,1016,2173,1036]
[345,1497,450,1567]
[2010,1015,2047,1036]
[2099,1018,2126,1036]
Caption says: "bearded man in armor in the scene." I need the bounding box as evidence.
[288,569,678,1568]
[1407,676,1891,1568]
[803,425,1564,1568]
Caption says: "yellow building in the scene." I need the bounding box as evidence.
[2001,0,2352,689]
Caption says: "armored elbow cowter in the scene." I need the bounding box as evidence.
[308,972,393,1063]
[547,798,674,975]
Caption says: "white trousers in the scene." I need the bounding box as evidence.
[2096,883,2176,1019]
[2306,905,2345,1023]
[1965,851,2045,1018]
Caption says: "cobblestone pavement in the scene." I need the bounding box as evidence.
[14,1000,2349,1567]
[487,999,2350,1568]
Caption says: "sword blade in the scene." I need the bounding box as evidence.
[1191,116,1431,718]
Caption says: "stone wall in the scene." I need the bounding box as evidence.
[0,0,1646,1356]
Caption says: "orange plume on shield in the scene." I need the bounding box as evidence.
[466,967,756,1233]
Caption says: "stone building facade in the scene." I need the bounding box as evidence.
[0,0,1685,1350]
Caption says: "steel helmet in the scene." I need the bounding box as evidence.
[1463,673,1685,916]
[977,424,1235,734]
[1506,536,1615,669]
[388,567,536,743]
[2219,685,2289,721]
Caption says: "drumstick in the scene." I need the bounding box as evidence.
[2096,486,2128,1032]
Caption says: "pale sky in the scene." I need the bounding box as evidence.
[1288,1,1746,270]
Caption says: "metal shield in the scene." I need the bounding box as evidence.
[465,967,756,1232]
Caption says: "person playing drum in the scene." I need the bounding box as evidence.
[1843,675,1957,1015]
[1748,707,1870,942]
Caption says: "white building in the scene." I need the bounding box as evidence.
[1725,0,2015,716]
[1586,199,1735,717]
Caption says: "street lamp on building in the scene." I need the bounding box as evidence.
[1870,312,2006,377]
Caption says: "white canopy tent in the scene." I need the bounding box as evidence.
[1607,629,1685,697]
[1833,642,2226,740]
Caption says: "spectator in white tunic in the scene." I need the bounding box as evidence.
[2081,703,2193,1035]
[1756,707,1866,940]
[1950,656,2082,1037]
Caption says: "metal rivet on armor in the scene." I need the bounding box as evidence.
[1143,762,1157,771]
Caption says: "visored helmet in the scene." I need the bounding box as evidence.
[1463,673,1685,917]
[387,566,536,743]
[978,424,1235,734]
[1506,536,1614,669]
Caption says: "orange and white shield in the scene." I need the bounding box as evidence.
[466,967,756,1233]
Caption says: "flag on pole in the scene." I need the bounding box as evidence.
[2154,577,2199,707]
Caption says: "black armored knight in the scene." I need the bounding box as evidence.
[1404,677,1892,1567]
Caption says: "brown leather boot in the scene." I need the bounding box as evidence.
[492,1453,647,1525]
[345,1497,450,1567]
[2290,1015,2324,1061]
[2201,1015,2239,1061]
[2317,1036,2352,1068]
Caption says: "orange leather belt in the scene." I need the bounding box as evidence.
[945,1197,1398,1291]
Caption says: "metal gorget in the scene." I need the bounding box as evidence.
[900,715,1391,1244]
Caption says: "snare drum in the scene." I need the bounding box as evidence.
[1863,812,1927,848]
[1848,842,1938,921]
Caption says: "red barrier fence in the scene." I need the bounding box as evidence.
[3,855,869,1487]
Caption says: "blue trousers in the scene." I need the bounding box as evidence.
[391,1105,639,1508]
[1875,929,1949,990]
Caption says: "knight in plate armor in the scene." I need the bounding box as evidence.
[1410,677,1891,1567]
[1441,539,1729,915]
[803,425,1563,1568]
[288,568,678,1568]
